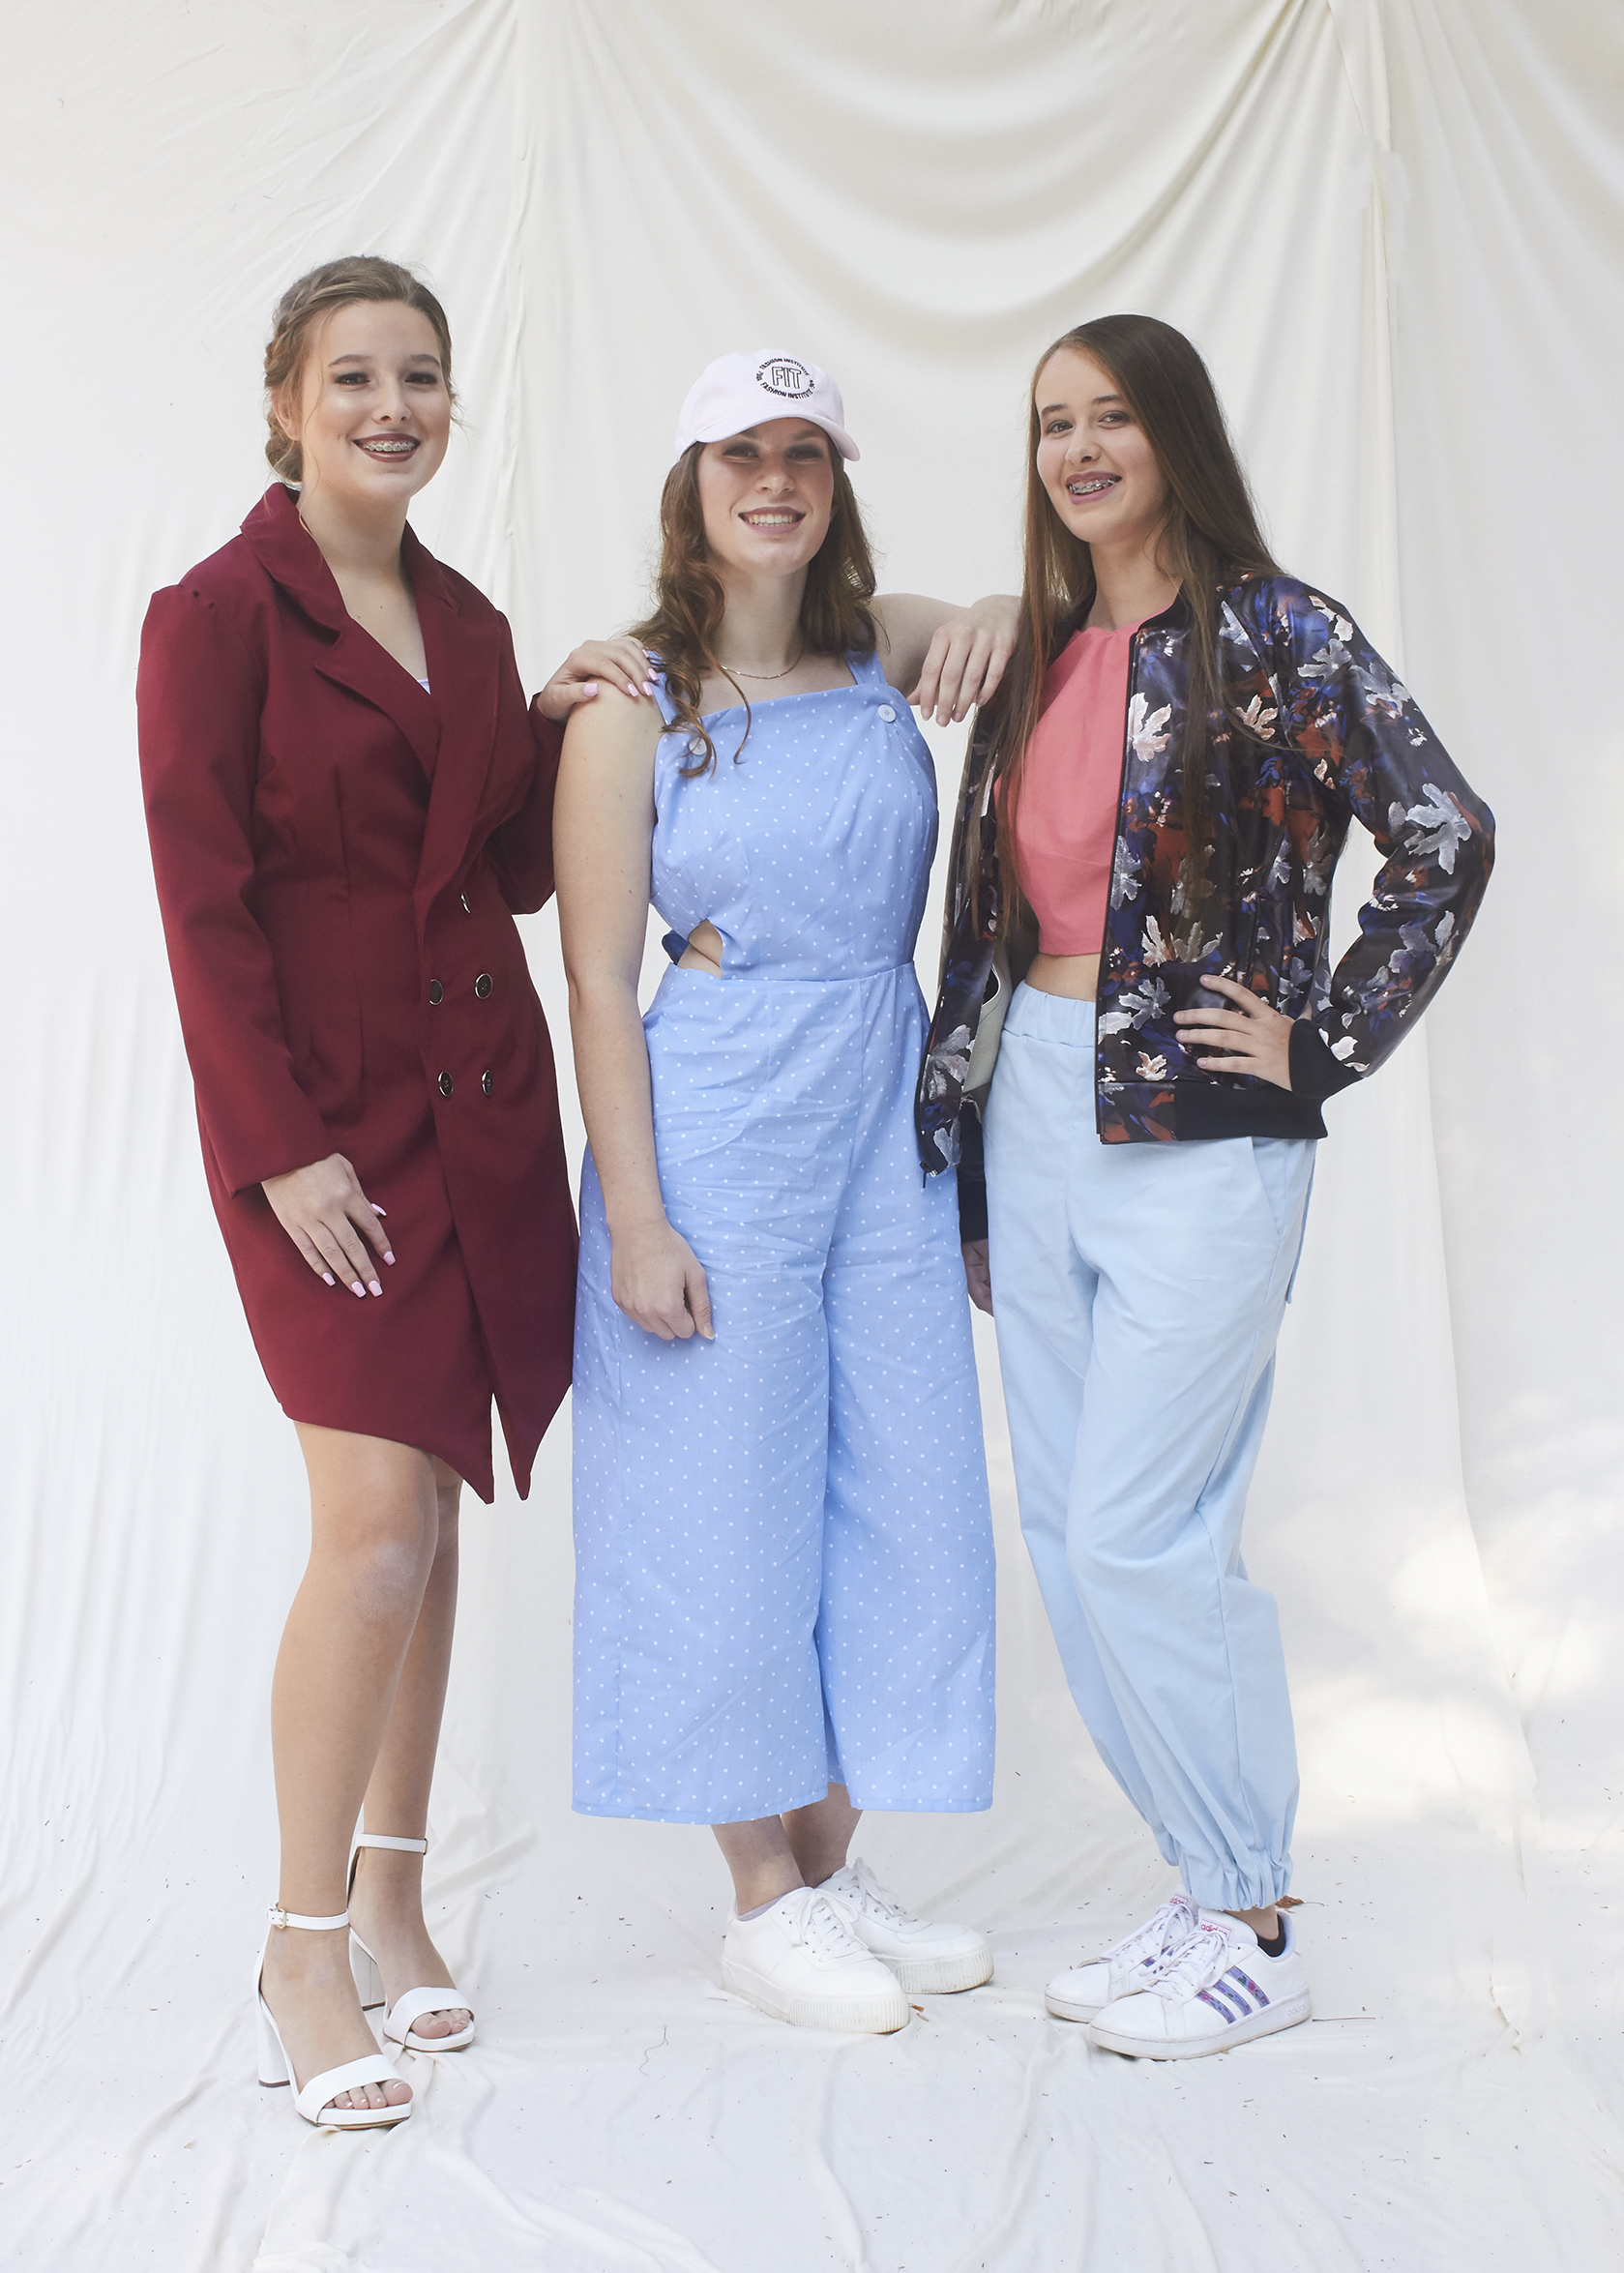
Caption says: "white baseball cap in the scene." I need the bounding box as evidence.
[673,349,860,464]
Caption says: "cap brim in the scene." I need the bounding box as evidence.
[674,413,860,464]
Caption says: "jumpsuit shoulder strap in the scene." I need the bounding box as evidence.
[643,653,681,728]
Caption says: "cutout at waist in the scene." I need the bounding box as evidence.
[676,918,724,978]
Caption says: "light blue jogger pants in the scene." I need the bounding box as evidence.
[984,987,1314,1910]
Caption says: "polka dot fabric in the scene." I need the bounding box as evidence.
[571,652,996,1822]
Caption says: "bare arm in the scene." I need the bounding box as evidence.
[554,693,714,1341]
[871,592,1020,724]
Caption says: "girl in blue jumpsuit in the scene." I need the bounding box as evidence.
[555,351,1002,2032]
[574,647,992,1825]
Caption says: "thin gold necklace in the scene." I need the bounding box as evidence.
[718,642,805,682]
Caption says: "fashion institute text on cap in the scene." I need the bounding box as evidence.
[673,350,860,464]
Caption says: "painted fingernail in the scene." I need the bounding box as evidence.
[372,1204,388,1217]
[369,1280,383,1296]
[583,680,598,695]
[384,1251,396,1265]
[643,679,658,694]
[323,1272,336,1285]
[353,1283,366,1298]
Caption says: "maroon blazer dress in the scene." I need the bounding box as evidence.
[137,483,576,1501]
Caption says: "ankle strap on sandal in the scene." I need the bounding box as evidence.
[268,1904,350,1932]
[354,1834,428,1854]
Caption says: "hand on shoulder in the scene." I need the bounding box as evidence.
[872,592,1019,726]
[535,635,659,722]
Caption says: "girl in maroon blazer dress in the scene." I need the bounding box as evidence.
[137,258,638,2128]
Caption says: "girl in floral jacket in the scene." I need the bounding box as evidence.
[915,313,1492,2061]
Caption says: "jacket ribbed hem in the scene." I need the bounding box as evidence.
[1168,1081,1329,1142]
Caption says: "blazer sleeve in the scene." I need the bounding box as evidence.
[485,627,565,916]
[1267,586,1495,1099]
[137,584,335,1194]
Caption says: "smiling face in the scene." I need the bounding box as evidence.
[1033,344,1167,558]
[278,301,452,509]
[694,419,836,581]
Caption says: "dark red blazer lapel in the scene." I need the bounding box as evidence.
[409,528,502,930]
[239,486,506,936]
[239,486,442,779]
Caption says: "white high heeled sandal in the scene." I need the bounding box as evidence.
[347,1833,477,2054]
[254,1904,411,2131]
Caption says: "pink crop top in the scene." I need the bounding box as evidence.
[1006,620,1141,957]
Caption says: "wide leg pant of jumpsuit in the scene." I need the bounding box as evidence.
[572,962,996,1824]
[985,989,1314,1910]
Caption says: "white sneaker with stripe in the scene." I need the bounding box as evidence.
[1044,1891,1200,2022]
[1087,1907,1311,2059]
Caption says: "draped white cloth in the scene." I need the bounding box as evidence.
[4,3,1621,2265]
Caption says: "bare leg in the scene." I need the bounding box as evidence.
[783,1784,861,1887]
[712,1784,863,1912]
[712,1817,803,1913]
[347,1458,471,2038]
[1226,1904,1281,1941]
[259,1425,442,2114]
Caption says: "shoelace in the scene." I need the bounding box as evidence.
[1101,1894,1196,1969]
[1142,1917,1240,2001]
[792,1893,871,1962]
[842,1863,918,1927]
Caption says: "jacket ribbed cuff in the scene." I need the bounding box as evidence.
[956,1112,989,1242]
[957,1171,989,1245]
[1289,1020,1363,1105]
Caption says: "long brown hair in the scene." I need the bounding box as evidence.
[985,313,1278,925]
[632,438,878,776]
[264,255,456,486]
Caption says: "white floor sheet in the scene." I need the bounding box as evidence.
[4,4,1622,2267]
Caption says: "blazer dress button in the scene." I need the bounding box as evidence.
[459,891,472,913]
[481,1070,493,1096]
[474,973,492,998]
[438,1071,454,1097]
[428,979,444,1005]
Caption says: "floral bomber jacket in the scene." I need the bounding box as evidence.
[915,576,1495,1238]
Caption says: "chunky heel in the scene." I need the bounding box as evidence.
[256,1995,290,2087]
[351,1939,384,2011]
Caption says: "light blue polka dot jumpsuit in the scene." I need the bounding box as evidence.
[572,651,996,1823]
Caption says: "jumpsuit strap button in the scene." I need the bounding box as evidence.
[437,1071,454,1097]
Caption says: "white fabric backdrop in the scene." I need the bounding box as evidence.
[3,3,1621,2265]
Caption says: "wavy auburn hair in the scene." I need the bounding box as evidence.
[984,313,1279,928]
[632,437,878,775]
[264,255,456,486]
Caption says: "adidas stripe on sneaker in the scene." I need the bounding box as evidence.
[1087,1908,1311,2060]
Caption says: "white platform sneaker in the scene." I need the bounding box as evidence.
[347,1832,476,2053]
[1088,1907,1312,2059]
[722,1885,910,2033]
[1044,1891,1199,2022]
[818,1859,993,1995]
[254,1904,410,2131]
